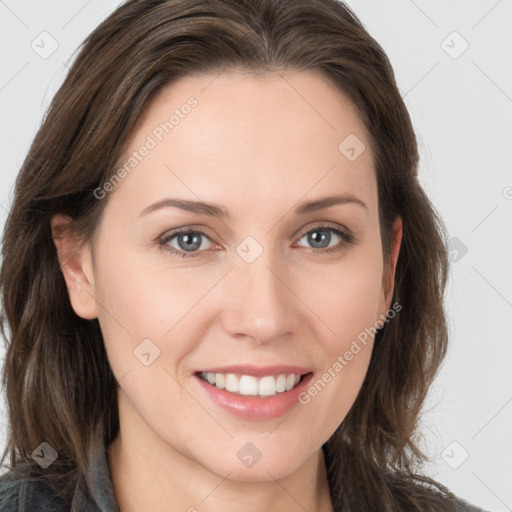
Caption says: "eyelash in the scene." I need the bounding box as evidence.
[158,224,355,260]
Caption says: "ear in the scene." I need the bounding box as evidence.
[51,214,99,320]
[379,216,402,314]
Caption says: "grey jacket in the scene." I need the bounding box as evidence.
[0,435,118,511]
[0,437,490,511]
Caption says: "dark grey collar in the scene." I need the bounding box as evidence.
[70,436,120,512]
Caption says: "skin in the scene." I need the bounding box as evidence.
[52,69,402,512]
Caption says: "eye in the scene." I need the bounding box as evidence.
[158,224,355,259]
[159,228,214,259]
[294,224,355,255]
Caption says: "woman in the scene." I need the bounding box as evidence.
[0,0,489,510]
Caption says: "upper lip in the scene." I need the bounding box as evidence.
[195,365,313,377]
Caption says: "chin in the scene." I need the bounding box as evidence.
[201,447,308,482]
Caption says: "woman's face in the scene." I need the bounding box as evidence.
[60,69,401,481]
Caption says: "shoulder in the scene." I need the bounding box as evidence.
[381,469,492,512]
[0,469,67,512]
[452,494,491,512]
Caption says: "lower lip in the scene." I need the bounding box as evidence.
[194,373,314,421]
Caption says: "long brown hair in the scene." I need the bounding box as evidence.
[0,0,457,509]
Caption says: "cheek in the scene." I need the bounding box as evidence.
[293,253,382,422]
[296,280,378,442]
[92,243,231,398]
[297,251,384,345]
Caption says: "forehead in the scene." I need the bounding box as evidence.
[108,69,377,220]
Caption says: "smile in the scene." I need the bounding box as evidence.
[194,365,314,420]
[198,371,303,397]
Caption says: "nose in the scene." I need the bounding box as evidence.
[220,252,300,345]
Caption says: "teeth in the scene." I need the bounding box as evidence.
[276,374,287,392]
[225,374,239,393]
[215,373,225,389]
[258,376,276,396]
[240,375,259,396]
[200,372,304,397]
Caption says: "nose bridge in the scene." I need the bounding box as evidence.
[222,242,297,343]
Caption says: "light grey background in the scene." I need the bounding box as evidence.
[0,1,511,510]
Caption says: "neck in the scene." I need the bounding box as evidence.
[108,390,334,512]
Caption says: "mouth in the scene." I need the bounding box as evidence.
[193,366,314,420]
[196,371,309,398]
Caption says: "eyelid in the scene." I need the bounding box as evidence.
[158,226,218,256]
[295,221,353,241]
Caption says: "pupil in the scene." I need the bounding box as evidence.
[309,229,330,248]
[179,233,201,251]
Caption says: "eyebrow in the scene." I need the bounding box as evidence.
[137,193,368,218]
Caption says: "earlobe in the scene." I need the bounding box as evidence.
[51,214,99,320]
